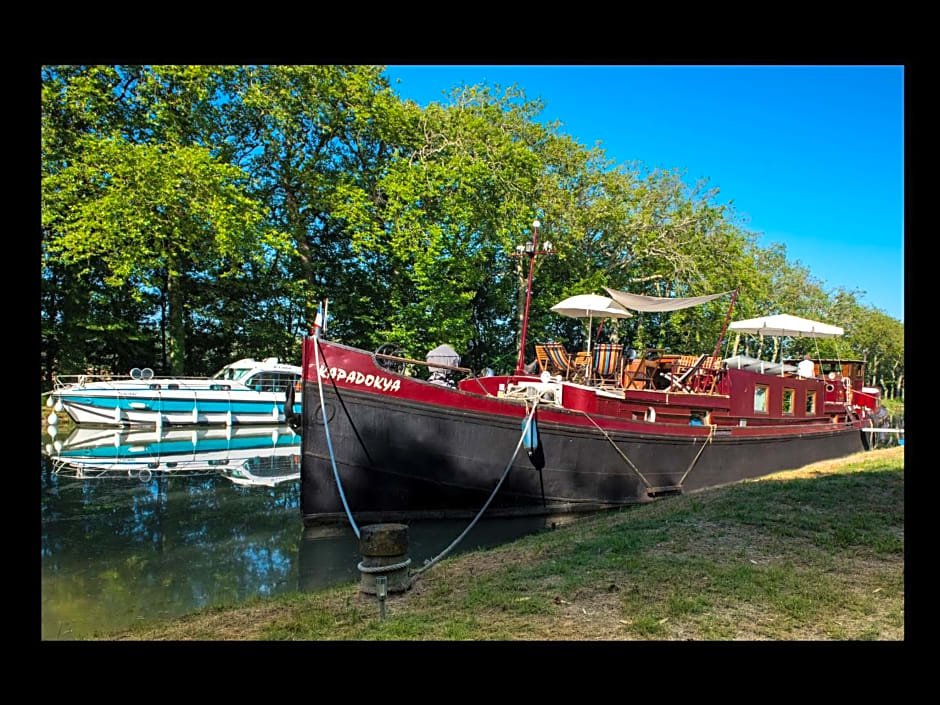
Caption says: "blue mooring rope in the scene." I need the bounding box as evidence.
[314,325,360,539]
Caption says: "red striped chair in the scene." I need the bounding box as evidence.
[591,344,624,388]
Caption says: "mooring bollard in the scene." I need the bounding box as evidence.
[358,523,411,595]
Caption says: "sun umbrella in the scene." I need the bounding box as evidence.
[550,294,632,353]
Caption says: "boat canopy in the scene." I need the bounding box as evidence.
[603,287,731,312]
[728,313,843,338]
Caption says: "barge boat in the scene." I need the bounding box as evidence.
[298,222,878,526]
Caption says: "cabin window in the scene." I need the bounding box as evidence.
[806,390,817,414]
[246,373,298,393]
[782,388,795,415]
[213,367,252,381]
[754,385,768,413]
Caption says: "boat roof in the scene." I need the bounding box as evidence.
[223,357,300,371]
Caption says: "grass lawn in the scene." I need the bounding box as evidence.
[101,446,904,641]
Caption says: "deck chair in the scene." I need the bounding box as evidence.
[535,342,573,379]
[591,343,624,388]
[668,354,707,392]
[691,356,723,394]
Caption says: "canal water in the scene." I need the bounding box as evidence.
[40,424,567,640]
[867,414,905,450]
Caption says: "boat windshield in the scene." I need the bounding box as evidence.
[212,367,252,381]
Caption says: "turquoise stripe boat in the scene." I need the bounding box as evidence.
[46,358,302,427]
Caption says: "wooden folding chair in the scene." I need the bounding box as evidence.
[670,353,707,392]
[694,356,724,394]
[535,342,573,379]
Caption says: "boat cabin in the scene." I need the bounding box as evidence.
[784,358,865,387]
[212,357,301,393]
[783,358,881,413]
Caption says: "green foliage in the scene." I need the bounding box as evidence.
[40,65,903,388]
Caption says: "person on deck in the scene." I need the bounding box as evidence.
[797,354,816,379]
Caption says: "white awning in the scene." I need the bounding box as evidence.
[728,313,843,338]
[604,288,731,312]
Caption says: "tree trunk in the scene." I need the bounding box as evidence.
[160,273,168,372]
[286,186,318,333]
[166,266,186,375]
[732,333,741,358]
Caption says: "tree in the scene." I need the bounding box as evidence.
[40,66,903,385]
[42,135,278,374]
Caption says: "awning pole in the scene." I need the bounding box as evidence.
[711,288,739,359]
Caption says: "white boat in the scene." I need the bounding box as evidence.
[44,424,301,485]
[47,358,302,427]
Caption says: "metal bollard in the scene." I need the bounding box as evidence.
[358,523,412,595]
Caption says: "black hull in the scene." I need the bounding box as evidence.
[301,383,865,525]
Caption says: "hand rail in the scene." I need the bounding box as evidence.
[54,373,222,384]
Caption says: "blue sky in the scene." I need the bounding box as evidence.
[383,65,904,322]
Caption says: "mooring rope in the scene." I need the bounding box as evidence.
[409,400,540,582]
[580,410,716,492]
[313,329,360,540]
[577,411,654,490]
[677,423,716,486]
[469,375,496,397]
[358,558,412,574]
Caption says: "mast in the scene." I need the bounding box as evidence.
[513,220,554,375]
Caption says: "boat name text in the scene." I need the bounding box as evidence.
[318,365,401,393]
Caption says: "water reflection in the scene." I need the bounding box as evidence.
[41,425,564,640]
[868,414,905,450]
[45,424,301,486]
